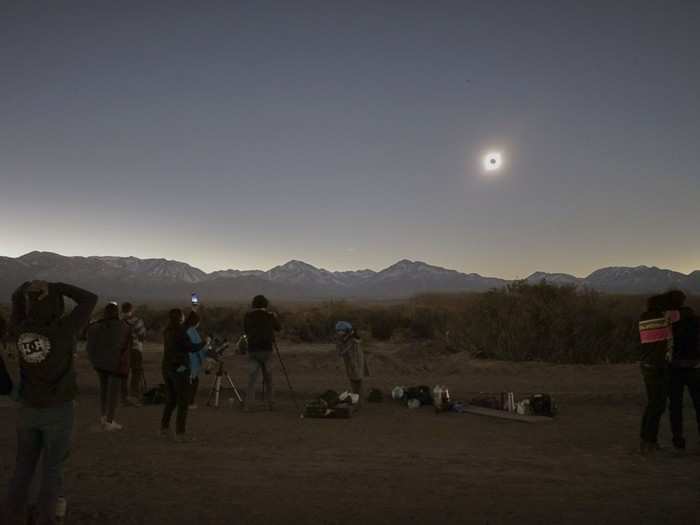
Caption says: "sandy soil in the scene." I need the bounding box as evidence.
[1,342,699,524]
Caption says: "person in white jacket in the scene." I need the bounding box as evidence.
[335,321,368,406]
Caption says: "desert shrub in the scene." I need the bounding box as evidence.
[55,285,698,364]
[367,308,403,340]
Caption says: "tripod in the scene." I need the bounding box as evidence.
[206,359,243,408]
[273,341,299,410]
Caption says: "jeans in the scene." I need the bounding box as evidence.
[640,366,669,444]
[97,370,121,423]
[669,367,700,447]
[246,351,273,405]
[161,370,190,435]
[122,349,144,400]
[5,401,74,525]
[189,377,199,405]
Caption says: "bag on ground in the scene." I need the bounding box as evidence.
[142,384,167,405]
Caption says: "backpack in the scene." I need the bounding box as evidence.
[142,384,168,405]
[405,385,433,405]
[367,388,383,403]
[319,389,340,408]
[529,394,556,417]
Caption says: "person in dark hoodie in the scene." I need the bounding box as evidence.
[638,293,674,455]
[3,280,97,525]
[0,311,12,397]
[86,303,132,432]
[0,310,6,345]
[161,308,203,442]
[665,290,700,450]
[243,295,281,411]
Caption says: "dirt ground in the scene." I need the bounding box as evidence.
[2,342,699,524]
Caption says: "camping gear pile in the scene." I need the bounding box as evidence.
[392,385,456,413]
[302,389,358,419]
[469,392,557,417]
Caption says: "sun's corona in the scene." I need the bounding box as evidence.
[483,152,503,173]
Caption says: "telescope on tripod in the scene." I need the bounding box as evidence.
[203,338,244,408]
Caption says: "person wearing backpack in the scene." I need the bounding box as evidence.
[666,291,700,451]
[86,303,133,432]
[3,280,97,525]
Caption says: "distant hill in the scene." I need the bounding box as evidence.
[1,251,698,302]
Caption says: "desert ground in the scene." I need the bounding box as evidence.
[1,342,699,524]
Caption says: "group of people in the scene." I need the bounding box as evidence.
[638,290,700,454]
[0,280,368,524]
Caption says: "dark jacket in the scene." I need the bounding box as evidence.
[670,307,699,368]
[86,318,132,376]
[0,313,6,343]
[12,282,98,408]
[243,309,281,352]
[162,324,196,373]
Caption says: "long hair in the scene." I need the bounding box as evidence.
[166,308,183,331]
[184,311,200,328]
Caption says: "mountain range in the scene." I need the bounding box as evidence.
[1,251,699,302]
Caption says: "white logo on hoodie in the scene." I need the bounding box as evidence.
[18,333,52,364]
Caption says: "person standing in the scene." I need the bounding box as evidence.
[666,291,700,451]
[335,321,368,406]
[4,281,97,525]
[160,308,199,441]
[86,303,132,431]
[0,310,6,346]
[184,311,208,409]
[638,293,675,455]
[120,302,146,406]
[243,295,280,411]
[0,311,12,397]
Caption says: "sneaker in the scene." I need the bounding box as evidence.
[103,421,124,432]
[55,497,67,523]
[159,428,171,439]
[100,416,107,425]
[189,404,198,410]
[174,433,196,443]
[673,437,686,450]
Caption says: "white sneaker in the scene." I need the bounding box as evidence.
[56,497,67,522]
[104,420,124,432]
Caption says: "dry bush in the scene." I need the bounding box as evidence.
[3,284,694,365]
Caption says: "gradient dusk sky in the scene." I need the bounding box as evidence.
[1,1,698,278]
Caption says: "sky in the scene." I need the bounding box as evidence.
[1,0,699,278]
